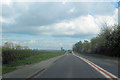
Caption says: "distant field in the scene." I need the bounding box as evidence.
[2,49,65,74]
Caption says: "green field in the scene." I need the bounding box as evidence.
[2,50,65,74]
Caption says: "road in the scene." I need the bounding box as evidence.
[78,53,119,77]
[35,52,119,78]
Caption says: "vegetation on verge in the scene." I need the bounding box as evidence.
[72,24,120,58]
[2,43,65,74]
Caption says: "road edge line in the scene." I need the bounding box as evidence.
[73,53,119,80]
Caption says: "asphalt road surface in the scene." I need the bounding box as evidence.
[77,53,119,77]
[36,52,118,78]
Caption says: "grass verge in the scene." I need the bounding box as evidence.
[3,50,65,74]
[80,53,120,61]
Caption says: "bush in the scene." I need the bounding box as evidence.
[3,48,43,64]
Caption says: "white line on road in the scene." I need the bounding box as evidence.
[73,53,119,80]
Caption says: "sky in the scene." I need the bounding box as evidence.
[0,0,119,50]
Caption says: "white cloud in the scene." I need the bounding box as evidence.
[35,8,117,38]
[94,9,118,27]
[0,16,17,24]
[69,8,75,13]
[2,38,74,49]
[2,7,117,38]
[29,40,36,44]
[113,8,118,21]
[2,8,117,49]
[2,2,118,49]
[36,14,99,37]
[62,0,67,5]
[59,42,63,47]
[1,0,12,5]
[0,16,8,23]
[1,0,119,3]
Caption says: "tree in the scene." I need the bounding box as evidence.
[23,46,29,49]
[16,45,21,49]
[73,25,120,57]
[82,40,90,53]
[61,47,64,51]
[4,42,14,49]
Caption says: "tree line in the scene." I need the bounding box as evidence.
[72,24,120,57]
[3,42,29,50]
[2,41,65,65]
[2,42,37,64]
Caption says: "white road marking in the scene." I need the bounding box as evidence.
[73,54,119,80]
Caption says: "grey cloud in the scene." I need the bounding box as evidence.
[2,2,117,38]
[2,23,96,39]
[18,2,115,27]
[2,2,115,26]
[52,33,96,39]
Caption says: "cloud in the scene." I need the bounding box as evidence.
[2,39,74,50]
[0,17,7,23]
[69,8,75,13]
[29,40,36,44]
[62,0,67,5]
[1,2,118,49]
[2,2,116,26]
[3,10,117,38]
[2,3,117,32]
[1,0,12,5]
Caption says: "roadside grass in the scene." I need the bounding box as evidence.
[3,50,65,74]
[2,66,16,74]
[80,53,120,61]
